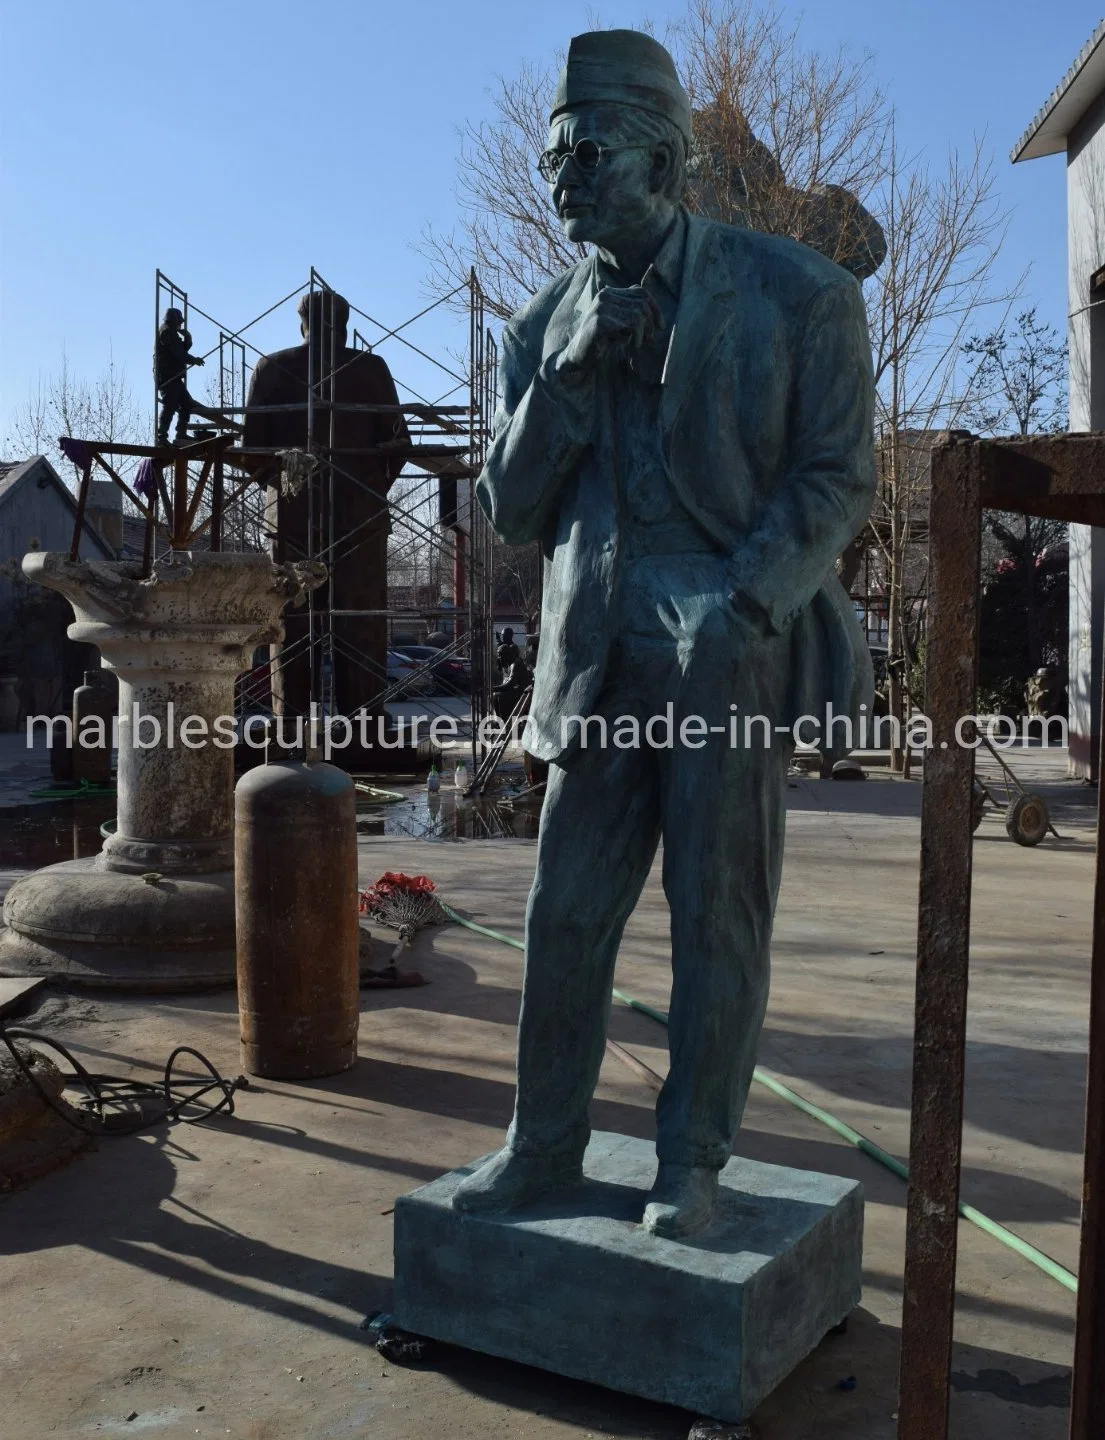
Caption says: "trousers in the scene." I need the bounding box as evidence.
[157,379,192,442]
[507,553,793,1169]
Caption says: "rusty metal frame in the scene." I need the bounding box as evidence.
[899,430,1105,1440]
[62,435,239,572]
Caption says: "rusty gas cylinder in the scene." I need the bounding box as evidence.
[234,759,359,1078]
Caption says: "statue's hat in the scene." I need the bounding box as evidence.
[551,30,692,142]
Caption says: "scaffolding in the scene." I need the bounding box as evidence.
[132,265,501,760]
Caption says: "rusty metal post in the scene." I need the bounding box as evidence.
[172,453,189,547]
[141,481,157,578]
[1071,662,1105,1436]
[898,435,982,1440]
[69,461,93,561]
[210,457,224,552]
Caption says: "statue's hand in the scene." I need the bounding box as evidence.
[722,584,769,642]
[560,285,662,371]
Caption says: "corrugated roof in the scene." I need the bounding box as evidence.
[1013,18,1105,162]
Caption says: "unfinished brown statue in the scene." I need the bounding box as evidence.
[243,290,409,720]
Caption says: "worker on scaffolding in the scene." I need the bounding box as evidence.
[155,307,205,445]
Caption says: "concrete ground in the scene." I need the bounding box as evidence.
[0,746,1092,1439]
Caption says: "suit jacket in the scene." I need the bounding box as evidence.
[476,212,877,764]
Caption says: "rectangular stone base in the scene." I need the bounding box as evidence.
[393,1131,863,1422]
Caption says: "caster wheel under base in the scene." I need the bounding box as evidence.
[688,1423,754,1439]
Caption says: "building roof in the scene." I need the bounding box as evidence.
[0,455,116,561]
[1013,19,1105,162]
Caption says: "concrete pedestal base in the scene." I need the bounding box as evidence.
[394,1131,863,1423]
[0,859,236,991]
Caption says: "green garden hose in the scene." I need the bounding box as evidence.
[355,782,406,804]
[437,899,1078,1295]
[29,779,115,801]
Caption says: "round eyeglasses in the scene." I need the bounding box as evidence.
[537,139,651,184]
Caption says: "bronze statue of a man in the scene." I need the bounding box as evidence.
[453,30,876,1236]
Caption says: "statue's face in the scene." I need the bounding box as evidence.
[545,103,672,249]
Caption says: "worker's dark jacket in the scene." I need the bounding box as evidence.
[155,328,193,391]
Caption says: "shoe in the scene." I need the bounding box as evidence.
[451,1145,584,1215]
[642,1163,719,1238]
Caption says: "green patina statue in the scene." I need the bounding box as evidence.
[453,29,877,1237]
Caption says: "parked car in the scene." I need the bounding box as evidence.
[395,644,471,695]
[387,650,435,697]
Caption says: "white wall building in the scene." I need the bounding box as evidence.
[1014,21,1105,777]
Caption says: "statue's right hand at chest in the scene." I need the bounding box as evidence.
[559,284,662,373]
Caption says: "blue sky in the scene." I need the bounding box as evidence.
[0,0,1098,445]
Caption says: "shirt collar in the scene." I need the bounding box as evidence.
[594,207,687,297]
[649,208,687,298]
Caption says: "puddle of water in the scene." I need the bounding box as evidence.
[0,797,118,867]
[0,781,541,869]
[357,783,543,840]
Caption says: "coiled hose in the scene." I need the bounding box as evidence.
[1,1027,244,1136]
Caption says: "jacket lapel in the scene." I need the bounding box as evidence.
[660,213,736,435]
[543,254,599,358]
[543,219,736,435]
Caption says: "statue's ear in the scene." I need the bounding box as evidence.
[650,141,673,196]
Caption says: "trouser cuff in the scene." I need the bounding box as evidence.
[506,1118,589,1160]
[656,1140,729,1169]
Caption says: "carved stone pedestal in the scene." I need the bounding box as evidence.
[0,551,324,990]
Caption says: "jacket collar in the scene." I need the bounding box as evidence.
[551,209,737,430]
[593,208,687,299]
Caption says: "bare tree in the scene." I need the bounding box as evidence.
[422,59,579,324]
[962,307,1068,436]
[491,537,542,624]
[960,309,1069,694]
[678,0,888,272]
[386,472,446,632]
[422,1,890,317]
[3,351,147,487]
[862,129,1013,769]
